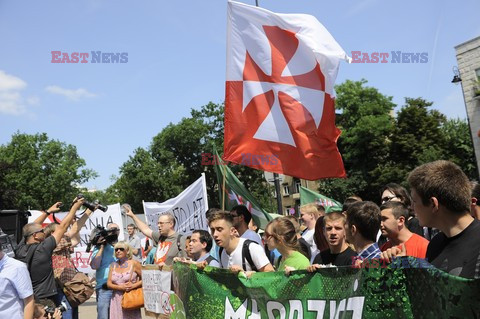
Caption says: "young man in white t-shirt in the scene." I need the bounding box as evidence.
[208,211,274,273]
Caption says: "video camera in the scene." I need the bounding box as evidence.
[85,225,119,253]
[74,194,108,212]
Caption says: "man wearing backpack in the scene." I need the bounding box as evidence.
[15,198,84,305]
[208,211,274,273]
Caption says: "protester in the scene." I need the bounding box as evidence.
[380,183,423,236]
[299,203,321,258]
[309,212,357,270]
[41,203,94,319]
[126,224,142,262]
[208,211,274,274]
[33,300,61,319]
[344,201,382,263]
[107,242,142,319]
[407,160,480,278]
[188,230,220,267]
[342,196,362,212]
[379,201,429,262]
[0,240,35,319]
[264,218,309,271]
[312,215,329,259]
[125,208,185,266]
[89,223,120,319]
[284,215,311,260]
[15,199,82,305]
[230,205,262,245]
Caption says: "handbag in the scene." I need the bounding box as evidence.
[63,272,95,307]
[121,264,144,310]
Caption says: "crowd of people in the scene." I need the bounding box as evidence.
[1,160,480,319]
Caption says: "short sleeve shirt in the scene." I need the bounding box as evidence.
[240,229,263,246]
[128,234,142,261]
[151,231,185,266]
[91,244,116,289]
[220,238,270,271]
[0,254,33,319]
[15,236,58,299]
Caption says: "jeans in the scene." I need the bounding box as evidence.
[53,290,78,319]
[95,288,113,319]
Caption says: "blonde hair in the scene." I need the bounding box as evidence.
[265,217,299,251]
[113,242,133,260]
[300,203,320,219]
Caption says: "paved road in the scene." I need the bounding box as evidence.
[79,297,148,319]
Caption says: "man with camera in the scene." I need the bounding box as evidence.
[15,199,83,306]
[89,223,119,319]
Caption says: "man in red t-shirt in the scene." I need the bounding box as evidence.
[380,201,429,259]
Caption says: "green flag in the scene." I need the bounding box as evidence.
[300,186,342,213]
[213,148,272,229]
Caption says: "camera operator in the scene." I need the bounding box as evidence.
[89,223,119,319]
[15,199,83,306]
[33,300,63,319]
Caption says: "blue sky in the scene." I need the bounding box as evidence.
[1,0,479,190]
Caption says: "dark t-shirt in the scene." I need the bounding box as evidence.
[16,236,57,299]
[313,247,357,266]
[406,217,424,237]
[426,218,480,279]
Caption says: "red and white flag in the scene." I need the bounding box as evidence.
[224,1,349,179]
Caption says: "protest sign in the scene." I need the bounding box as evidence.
[173,258,480,318]
[143,174,208,235]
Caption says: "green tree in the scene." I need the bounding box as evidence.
[0,132,97,210]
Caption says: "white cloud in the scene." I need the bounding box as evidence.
[0,70,29,115]
[345,0,379,18]
[45,85,97,101]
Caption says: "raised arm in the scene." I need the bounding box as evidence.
[33,202,63,224]
[51,198,84,245]
[67,208,94,247]
[125,207,153,239]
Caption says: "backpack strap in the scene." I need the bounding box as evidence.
[218,247,224,268]
[204,255,218,265]
[241,240,258,272]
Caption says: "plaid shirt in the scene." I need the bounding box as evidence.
[52,235,77,284]
[358,243,382,260]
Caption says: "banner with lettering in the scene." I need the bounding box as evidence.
[172,258,480,318]
[143,174,209,236]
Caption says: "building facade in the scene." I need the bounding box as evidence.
[455,36,480,178]
[273,176,319,216]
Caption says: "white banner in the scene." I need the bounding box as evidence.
[143,174,209,236]
[28,203,125,273]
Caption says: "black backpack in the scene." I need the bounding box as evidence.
[219,239,258,271]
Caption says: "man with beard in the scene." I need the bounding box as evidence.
[308,212,356,269]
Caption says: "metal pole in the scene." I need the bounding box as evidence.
[255,0,259,7]
[274,173,283,215]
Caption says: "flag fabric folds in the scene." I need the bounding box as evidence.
[299,186,342,213]
[224,1,349,180]
[213,148,272,229]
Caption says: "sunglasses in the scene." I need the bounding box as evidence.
[115,248,125,252]
[381,195,397,203]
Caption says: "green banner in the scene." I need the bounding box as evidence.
[173,258,480,318]
[300,186,342,213]
[213,148,272,229]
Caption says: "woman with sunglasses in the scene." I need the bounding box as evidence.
[264,217,310,271]
[107,242,142,319]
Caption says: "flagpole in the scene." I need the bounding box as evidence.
[222,162,227,211]
[273,173,283,215]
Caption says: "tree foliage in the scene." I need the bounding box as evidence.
[0,132,97,210]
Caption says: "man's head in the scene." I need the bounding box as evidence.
[189,230,213,258]
[323,212,347,249]
[208,211,236,248]
[299,204,319,228]
[380,201,409,239]
[342,195,362,212]
[408,160,471,227]
[230,205,252,229]
[157,213,175,236]
[380,183,412,206]
[22,223,46,243]
[345,201,381,245]
[471,181,480,219]
[127,224,136,236]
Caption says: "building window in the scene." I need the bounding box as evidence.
[283,185,290,196]
[294,179,301,193]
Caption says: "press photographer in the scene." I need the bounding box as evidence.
[33,300,67,319]
[89,222,120,319]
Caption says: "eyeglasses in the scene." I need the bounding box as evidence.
[158,222,171,225]
[381,195,397,203]
[115,248,125,252]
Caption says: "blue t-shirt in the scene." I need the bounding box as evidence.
[91,244,116,289]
